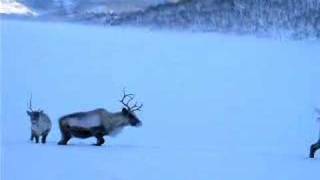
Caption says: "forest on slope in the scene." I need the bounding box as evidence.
[106,0,320,39]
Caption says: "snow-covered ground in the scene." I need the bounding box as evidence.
[1,20,320,180]
[0,0,164,18]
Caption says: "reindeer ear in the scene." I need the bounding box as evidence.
[26,111,32,116]
[122,108,129,115]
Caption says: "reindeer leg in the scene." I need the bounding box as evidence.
[58,124,71,145]
[94,134,105,146]
[310,141,320,158]
[41,134,48,144]
[58,135,71,145]
[35,136,39,144]
[30,131,35,141]
[41,130,50,144]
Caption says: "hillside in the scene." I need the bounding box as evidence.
[107,0,320,39]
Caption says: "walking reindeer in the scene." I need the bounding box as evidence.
[58,90,143,146]
[26,95,52,144]
[310,108,320,158]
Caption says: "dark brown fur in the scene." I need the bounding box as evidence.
[58,121,107,146]
[310,140,320,158]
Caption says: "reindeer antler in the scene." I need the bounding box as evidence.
[130,102,143,112]
[119,89,143,112]
[28,94,33,111]
[27,94,42,112]
[120,89,134,110]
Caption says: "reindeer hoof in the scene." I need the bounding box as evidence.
[58,141,67,145]
[93,143,103,146]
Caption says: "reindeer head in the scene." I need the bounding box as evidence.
[120,89,143,127]
[26,95,43,125]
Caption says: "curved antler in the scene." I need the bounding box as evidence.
[119,89,143,112]
[130,103,143,112]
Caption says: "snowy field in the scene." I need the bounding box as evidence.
[1,19,320,180]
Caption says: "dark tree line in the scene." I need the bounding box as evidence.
[104,0,320,39]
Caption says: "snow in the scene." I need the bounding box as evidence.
[13,0,164,17]
[1,19,320,180]
[0,2,37,16]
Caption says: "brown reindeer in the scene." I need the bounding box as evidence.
[57,90,143,146]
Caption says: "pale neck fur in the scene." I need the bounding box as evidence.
[99,110,130,134]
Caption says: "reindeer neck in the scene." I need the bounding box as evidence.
[105,111,129,127]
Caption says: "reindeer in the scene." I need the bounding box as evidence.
[57,90,143,146]
[310,108,320,158]
[26,95,52,144]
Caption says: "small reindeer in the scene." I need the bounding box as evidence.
[58,89,143,146]
[26,95,52,144]
[309,108,320,158]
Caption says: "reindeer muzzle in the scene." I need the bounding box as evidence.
[136,121,142,127]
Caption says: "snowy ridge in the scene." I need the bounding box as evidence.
[0,1,37,16]
[19,0,160,16]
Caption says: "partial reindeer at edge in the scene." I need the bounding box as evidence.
[26,95,52,144]
[309,108,320,158]
[57,89,143,146]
